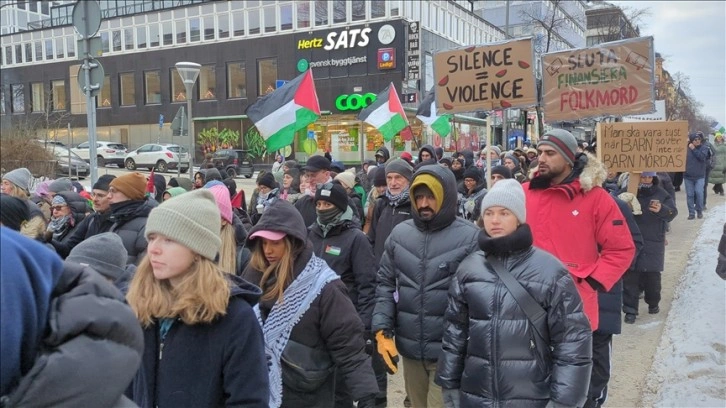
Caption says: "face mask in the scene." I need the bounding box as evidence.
[316,207,342,225]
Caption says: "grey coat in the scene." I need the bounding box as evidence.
[372,165,479,361]
[435,226,592,407]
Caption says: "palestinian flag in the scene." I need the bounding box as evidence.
[416,89,451,137]
[358,83,408,142]
[246,70,320,152]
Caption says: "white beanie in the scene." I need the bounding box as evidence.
[480,179,526,224]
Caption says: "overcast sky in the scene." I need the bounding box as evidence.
[611,1,726,126]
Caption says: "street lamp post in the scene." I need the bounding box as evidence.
[175,62,201,178]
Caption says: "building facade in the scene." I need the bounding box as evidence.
[1,0,503,163]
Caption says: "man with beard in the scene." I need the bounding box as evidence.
[372,165,479,408]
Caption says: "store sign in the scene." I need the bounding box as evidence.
[378,48,396,70]
[335,93,377,111]
[297,27,372,50]
[407,22,420,80]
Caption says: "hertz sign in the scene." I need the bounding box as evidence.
[335,93,377,111]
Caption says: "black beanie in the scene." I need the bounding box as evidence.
[491,165,513,179]
[373,167,387,187]
[0,194,30,231]
[92,174,116,191]
[222,178,237,197]
[315,183,348,212]
[463,167,482,182]
[258,172,277,189]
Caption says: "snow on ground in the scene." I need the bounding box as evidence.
[646,202,726,407]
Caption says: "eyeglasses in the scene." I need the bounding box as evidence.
[51,205,67,211]
[316,182,334,190]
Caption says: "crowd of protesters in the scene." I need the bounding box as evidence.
[1,127,723,408]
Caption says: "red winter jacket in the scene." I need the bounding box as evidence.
[523,165,635,331]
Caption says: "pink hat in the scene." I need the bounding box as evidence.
[207,185,233,224]
[249,230,287,241]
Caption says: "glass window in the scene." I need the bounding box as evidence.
[258,58,277,96]
[97,76,112,108]
[31,82,44,112]
[218,14,229,38]
[280,3,292,30]
[352,1,365,21]
[263,5,276,32]
[333,0,346,23]
[15,44,22,63]
[4,46,11,65]
[199,66,216,100]
[371,0,385,18]
[44,39,53,60]
[232,11,244,36]
[55,37,64,58]
[315,0,328,25]
[124,28,134,50]
[112,30,122,51]
[391,0,400,16]
[66,36,75,57]
[145,71,161,104]
[163,21,173,45]
[35,41,42,61]
[11,84,24,113]
[101,32,110,52]
[203,15,215,40]
[120,73,135,106]
[51,80,66,111]
[190,17,200,42]
[41,2,49,14]
[297,1,310,28]
[170,68,186,102]
[137,26,147,48]
[249,9,260,34]
[227,62,246,99]
[1,87,5,114]
[25,43,32,62]
[149,24,159,47]
[176,20,186,43]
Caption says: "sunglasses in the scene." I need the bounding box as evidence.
[51,205,67,211]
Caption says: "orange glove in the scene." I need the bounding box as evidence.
[375,330,399,374]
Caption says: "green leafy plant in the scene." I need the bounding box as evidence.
[245,126,267,159]
[219,128,240,148]
[198,127,219,154]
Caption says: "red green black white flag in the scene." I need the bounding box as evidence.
[246,70,321,152]
[416,88,451,137]
[357,83,409,142]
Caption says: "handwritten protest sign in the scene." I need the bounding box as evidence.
[598,120,688,172]
[542,36,655,123]
[433,38,536,114]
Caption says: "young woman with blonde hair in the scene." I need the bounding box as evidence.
[242,199,378,408]
[126,189,268,407]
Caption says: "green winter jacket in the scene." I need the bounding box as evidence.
[709,142,726,184]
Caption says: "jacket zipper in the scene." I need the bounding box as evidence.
[492,256,501,407]
[419,231,429,360]
[155,321,175,408]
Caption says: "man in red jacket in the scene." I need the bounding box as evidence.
[523,129,635,331]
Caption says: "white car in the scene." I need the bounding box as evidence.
[124,143,190,173]
[72,141,128,167]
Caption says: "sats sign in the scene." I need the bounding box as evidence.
[298,28,372,51]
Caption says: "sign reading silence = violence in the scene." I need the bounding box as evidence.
[542,36,655,123]
[433,37,537,114]
[598,120,689,172]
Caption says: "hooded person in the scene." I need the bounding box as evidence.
[503,153,527,183]
[107,172,157,265]
[193,169,208,189]
[162,186,187,201]
[436,179,593,408]
[460,149,476,169]
[126,189,269,407]
[416,144,437,169]
[241,200,379,408]
[374,146,390,165]
[0,194,30,231]
[1,167,46,240]
[457,166,488,222]
[152,173,167,203]
[168,176,194,191]
[372,165,480,408]
[249,172,279,226]
[450,156,466,182]
[1,227,143,407]
[43,191,89,245]
[205,167,224,183]
[434,147,444,161]
[280,167,301,202]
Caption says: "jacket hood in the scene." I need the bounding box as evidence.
[228,274,262,306]
[418,144,436,163]
[57,191,89,220]
[247,199,308,245]
[461,149,475,167]
[375,146,390,162]
[410,165,458,231]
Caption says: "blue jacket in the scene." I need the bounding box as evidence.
[685,144,709,180]
[129,276,269,408]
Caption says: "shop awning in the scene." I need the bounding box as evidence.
[194,111,333,122]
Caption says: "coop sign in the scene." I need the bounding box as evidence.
[297,27,372,51]
[335,93,377,111]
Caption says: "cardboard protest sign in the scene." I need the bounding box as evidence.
[433,38,536,114]
[598,120,688,172]
[542,36,655,123]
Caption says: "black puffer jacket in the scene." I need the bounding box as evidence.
[242,200,378,406]
[372,165,479,361]
[309,215,377,329]
[436,225,592,407]
[634,178,678,272]
[5,261,143,407]
[367,193,412,263]
[109,198,156,265]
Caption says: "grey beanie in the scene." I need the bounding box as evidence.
[538,129,578,166]
[145,189,222,260]
[480,179,526,224]
[67,232,129,280]
[3,167,33,192]
[484,146,502,157]
[48,177,74,193]
[385,158,413,181]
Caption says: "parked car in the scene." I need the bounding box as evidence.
[124,143,189,173]
[212,149,254,178]
[72,141,128,167]
[44,145,90,178]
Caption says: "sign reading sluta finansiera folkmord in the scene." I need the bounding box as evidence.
[433,37,537,114]
[598,120,688,172]
[542,36,655,123]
